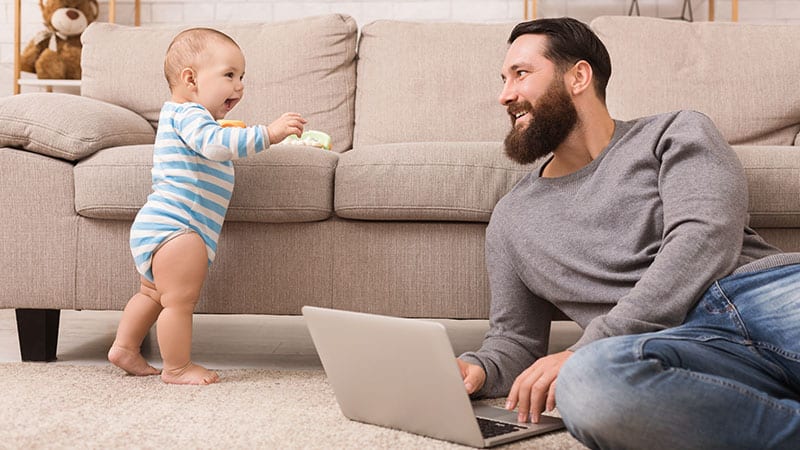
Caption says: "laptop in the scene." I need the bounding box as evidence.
[302,306,565,448]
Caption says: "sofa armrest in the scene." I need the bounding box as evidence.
[0,93,155,162]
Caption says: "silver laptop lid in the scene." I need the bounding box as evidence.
[302,306,486,447]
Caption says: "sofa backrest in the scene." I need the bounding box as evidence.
[353,20,515,148]
[80,14,358,152]
[591,16,800,146]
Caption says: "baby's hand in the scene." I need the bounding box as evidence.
[266,112,307,144]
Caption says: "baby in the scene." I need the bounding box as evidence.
[108,27,306,385]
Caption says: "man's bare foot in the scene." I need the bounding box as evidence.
[161,362,219,385]
[108,345,160,376]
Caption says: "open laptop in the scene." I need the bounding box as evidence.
[302,306,565,448]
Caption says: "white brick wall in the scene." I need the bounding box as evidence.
[1,0,799,97]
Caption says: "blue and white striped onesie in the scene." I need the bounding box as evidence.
[130,101,269,282]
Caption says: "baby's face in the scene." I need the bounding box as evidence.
[193,41,246,120]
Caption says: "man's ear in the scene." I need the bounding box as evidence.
[180,68,197,91]
[567,60,593,96]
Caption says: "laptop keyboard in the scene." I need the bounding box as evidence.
[477,417,526,439]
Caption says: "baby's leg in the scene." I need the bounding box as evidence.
[151,232,219,385]
[108,278,162,376]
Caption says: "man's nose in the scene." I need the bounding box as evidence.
[498,81,515,106]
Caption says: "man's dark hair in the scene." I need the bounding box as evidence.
[509,17,611,101]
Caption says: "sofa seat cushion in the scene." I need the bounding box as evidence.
[81,15,357,152]
[734,145,800,228]
[334,142,532,222]
[74,145,338,223]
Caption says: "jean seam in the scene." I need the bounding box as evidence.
[633,337,798,414]
[711,281,752,341]
[753,342,800,387]
[715,281,800,382]
[755,342,800,363]
[667,367,800,415]
[633,330,799,405]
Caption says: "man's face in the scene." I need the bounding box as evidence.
[499,34,579,165]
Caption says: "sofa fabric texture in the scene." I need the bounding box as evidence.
[334,142,529,222]
[354,20,514,147]
[81,14,358,152]
[1,150,77,310]
[0,93,154,161]
[593,16,800,146]
[2,15,800,328]
[74,144,339,223]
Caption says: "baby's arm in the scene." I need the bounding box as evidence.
[200,124,268,161]
[174,105,269,161]
[266,112,307,144]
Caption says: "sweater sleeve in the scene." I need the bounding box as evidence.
[571,111,748,350]
[459,214,553,398]
[175,104,269,161]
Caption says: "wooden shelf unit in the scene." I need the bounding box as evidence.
[524,0,739,22]
[13,0,141,95]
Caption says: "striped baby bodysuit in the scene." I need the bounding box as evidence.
[130,101,269,282]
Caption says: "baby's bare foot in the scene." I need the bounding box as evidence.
[108,345,160,376]
[161,362,219,385]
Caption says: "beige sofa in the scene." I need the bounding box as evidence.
[1,15,799,361]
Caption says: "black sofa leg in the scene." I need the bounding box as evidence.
[15,309,60,362]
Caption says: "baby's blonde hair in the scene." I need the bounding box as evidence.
[164,27,240,90]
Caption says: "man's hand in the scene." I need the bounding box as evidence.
[457,358,486,395]
[506,350,573,423]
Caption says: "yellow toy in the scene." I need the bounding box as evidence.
[218,119,246,128]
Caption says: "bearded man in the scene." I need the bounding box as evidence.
[457,17,800,449]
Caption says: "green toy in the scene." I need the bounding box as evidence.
[281,130,332,150]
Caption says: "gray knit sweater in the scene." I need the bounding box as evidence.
[460,110,799,398]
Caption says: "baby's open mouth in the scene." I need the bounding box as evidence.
[225,98,239,110]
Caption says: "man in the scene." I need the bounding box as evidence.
[458,17,800,449]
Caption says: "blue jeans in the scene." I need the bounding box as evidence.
[557,263,800,450]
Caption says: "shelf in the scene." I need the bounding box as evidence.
[524,0,739,21]
[13,0,141,95]
[17,78,81,87]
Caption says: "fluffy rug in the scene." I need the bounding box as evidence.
[0,363,585,449]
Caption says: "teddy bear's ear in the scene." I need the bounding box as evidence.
[88,0,99,19]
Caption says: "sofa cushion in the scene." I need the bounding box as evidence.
[74,145,338,223]
[734,145,800,228]
[0,93,154,161]
[81,14,357,152]
[334,142,533,222]
[592,16,800,146]
[354,20,515,147]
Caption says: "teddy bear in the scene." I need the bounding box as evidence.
[20,0,99,80]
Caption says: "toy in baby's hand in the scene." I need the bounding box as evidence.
[281,130,332,150]
[20,0,99,80]
[217,121,332,150]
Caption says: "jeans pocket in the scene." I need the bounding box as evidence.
[684,283,749,339]
[696,282,735,315]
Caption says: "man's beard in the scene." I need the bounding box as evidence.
[503,78,579,165]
